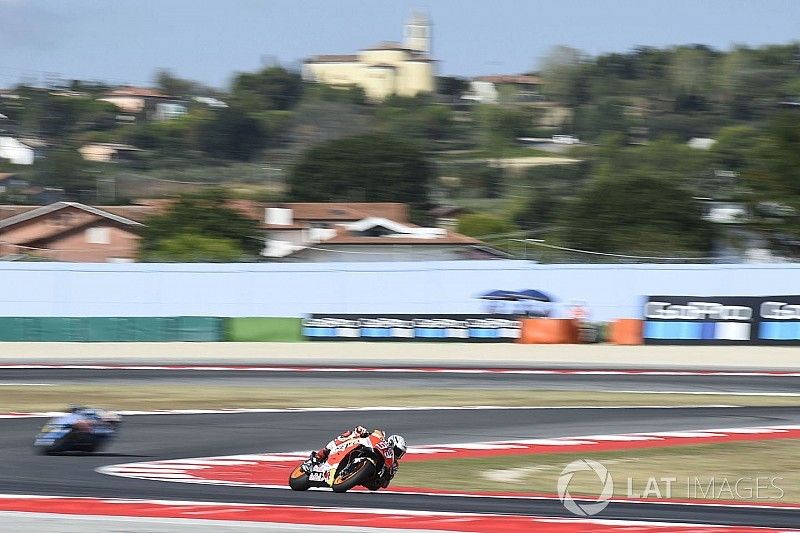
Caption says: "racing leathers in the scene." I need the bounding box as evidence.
[63,407,121,434]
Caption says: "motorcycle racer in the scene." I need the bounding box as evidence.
[34,406,122,454]
[303,426,407,488]
[64,405,121,433]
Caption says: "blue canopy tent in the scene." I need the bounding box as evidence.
[478,289,553,315]
[513,289,553,302]
[478,289,520,301]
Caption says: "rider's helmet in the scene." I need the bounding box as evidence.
[388,434,407,459]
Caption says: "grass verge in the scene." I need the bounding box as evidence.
[2,386,800,412]
[396,439,800,503]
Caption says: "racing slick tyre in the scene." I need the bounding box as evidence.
[80,441,104,453]
[332,460,375,493]
[40,433,75,455]
[288,464,312,491]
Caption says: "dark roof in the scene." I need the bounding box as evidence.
[0,202,143,230]
[270,203,409,223]
[105,86,170,98]
[323,229,481,245]
[429,205,470,218]
[304,54,359,63]
[475,75,541,85]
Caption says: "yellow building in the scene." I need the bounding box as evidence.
[302,13,435,101]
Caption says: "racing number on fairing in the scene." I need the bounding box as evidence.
[376,440,394,459]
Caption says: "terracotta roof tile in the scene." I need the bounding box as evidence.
[0,205,36,221]
[262,223,309,230]
[97,206,160,223]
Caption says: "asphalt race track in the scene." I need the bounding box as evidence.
[2,367,800,528]
[3,366,800,393]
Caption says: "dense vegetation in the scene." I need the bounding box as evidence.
[2,41,800,260]
[288,133,434,214]
[139,191,262,262]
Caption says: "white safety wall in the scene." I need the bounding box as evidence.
[1,261,799,321]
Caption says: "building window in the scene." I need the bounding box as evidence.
[86,227,110,245]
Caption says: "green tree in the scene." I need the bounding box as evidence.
[712,125,760,171]
[140,191,262,261]
[559,172,713,255]
[539,45,591,105]
[573,98,629,141]
[121,114,199,156]
[302,83,366,105]
[36,147,95,199]
[457,213,516,238]
[513,187,561,230]
[288,133,434,213]
[231,66,303,111]
[376,102,453,142]
[154,69,204,97]
[20,94,117,138]
[436,76,470,99]
[475,105,529,151]
[759,112,800,194]
[670,46,717,111]
[196,106,268,161]
[143,233,242,262]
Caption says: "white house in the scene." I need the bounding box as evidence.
[0,137,46,165]
[259,203,506,262]
[154,102,188,121]
[462,81,499,104]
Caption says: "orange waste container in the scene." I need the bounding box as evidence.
[518,318,579,344]
[609,319,644,345]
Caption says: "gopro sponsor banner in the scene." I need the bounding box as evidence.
[302,314,521,342]
[643,295,800,345]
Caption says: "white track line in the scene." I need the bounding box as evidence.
[3,495,794,530]
[607,389,800,397]
[0,383,54,386]
[1,364,799,377]
[0,404,740,420]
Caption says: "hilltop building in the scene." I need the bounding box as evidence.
[302,13,435,101]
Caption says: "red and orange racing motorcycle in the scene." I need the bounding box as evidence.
[289,430,396,493]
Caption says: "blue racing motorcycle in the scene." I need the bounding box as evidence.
[33,407,121,455]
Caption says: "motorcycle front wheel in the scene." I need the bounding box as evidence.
[332,460,375,493]
[38,433,74,455]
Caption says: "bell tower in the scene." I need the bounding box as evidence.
[404,12,431,55]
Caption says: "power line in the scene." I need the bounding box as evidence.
[515,239,739,261]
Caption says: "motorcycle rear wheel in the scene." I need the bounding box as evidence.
[332,460,375,493]
[288,464,312,491]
